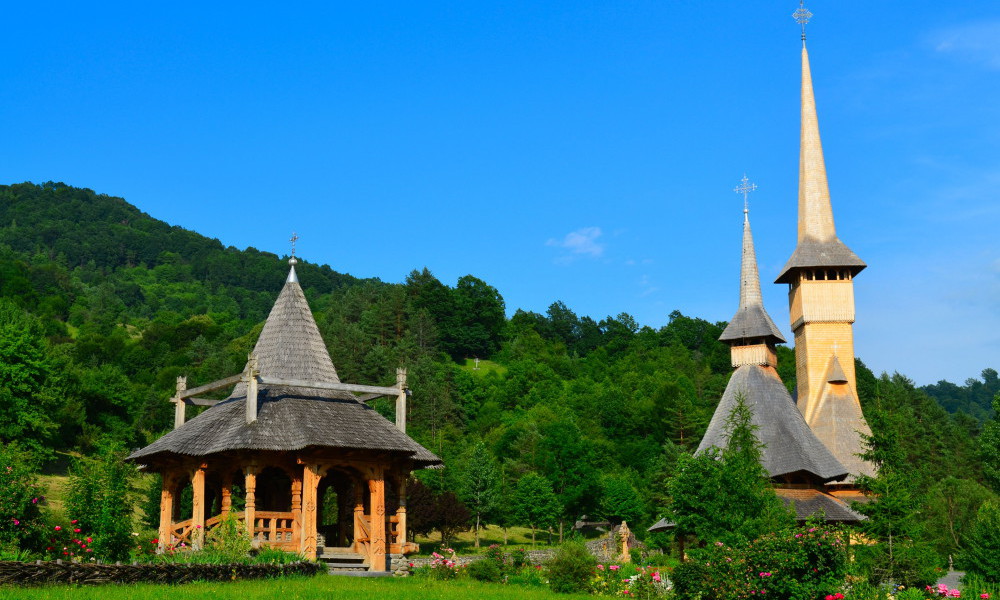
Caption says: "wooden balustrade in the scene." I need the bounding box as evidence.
[168,511,296,552]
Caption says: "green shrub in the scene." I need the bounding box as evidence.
[510,547,530,569]
[546,541,596,594]
[469,557,504,582]
[206,513,252,561]
[672,526,849,600]
[66,441,138,562]
[0,443,45,553]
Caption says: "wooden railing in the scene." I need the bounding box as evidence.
[250,511,296,549]
[168,511,296,551]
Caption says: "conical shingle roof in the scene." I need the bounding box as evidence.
[129,263,441,468]
[720,212,785,345]
[697,365,848,483]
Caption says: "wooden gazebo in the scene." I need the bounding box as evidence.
[127,259,441,570]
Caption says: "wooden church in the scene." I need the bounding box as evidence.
[127,257,441,571]
[653,6,874,531]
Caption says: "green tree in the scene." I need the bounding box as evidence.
[460,441,501,548]
[923,477,995,564]
[960,500,1000,582]
[0,299,59,453]
[853,408,939,587]
[598,474,645,527]
[980,393,1000,493]
[513,472,560,545]
[666,395,790,554]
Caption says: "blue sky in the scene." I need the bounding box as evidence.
[2,2,997,386]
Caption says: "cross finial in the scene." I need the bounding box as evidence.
[290,232,299,257]
[734,174,757,219]
[793,1,812,42]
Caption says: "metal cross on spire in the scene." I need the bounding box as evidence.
[290,232,299,257]
[793,1,812,41]
[734,174,757,216]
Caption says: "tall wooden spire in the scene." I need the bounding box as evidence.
[776,7,874,481]
[719,190,785,367]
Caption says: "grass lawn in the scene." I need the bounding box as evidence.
[2,574,589,600]
[413,524,595,555]
[459,358,506,376]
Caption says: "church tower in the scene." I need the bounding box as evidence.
[775,5,874,480]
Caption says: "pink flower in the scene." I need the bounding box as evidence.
[597,564,605,570]
[980,595,989,600]
[610,565,620,571]
[54,526,61,531]
[949,591,961,598]
[71,520,78,524]
[652,572,661,582]
[11,519,19,526]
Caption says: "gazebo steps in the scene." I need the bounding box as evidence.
[318,548,373,575]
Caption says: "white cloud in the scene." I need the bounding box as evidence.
[546,227,605,260]
[931,20,1000,70]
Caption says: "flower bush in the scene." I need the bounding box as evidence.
[672,526,849,600]
[42,520,95,560]
[0,444,46,553]
[547,541,597,593]
[590,564,669,598]
[426,548,461,580]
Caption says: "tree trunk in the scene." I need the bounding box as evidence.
[559,520,564,543]
[531,525,536,546]
[503,526,508,545]
[474,514,481,548]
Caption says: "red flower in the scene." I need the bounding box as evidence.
[54,526,62,531]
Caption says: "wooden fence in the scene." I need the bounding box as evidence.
[0,559,324,586]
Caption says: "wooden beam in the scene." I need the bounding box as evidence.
[184,397,222,407]
[395,368,407,433]
[179,374,245,399]
[258,377,398,397]
[246,354,259,424]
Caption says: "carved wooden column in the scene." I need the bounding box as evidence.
[221,471,233,516]
[191,466,206,550]
[299,463,325,560]
[353,481,365,555]
[157,473,175,553]
[395,368,407,433]
[244,466,258,543]
[369,467,386,571]
[291,470,303,549]
[395,476,407,550]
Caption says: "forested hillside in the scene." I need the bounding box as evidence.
[1,181,997,559]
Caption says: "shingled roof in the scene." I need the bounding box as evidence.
[697,365,848,484]
[802,356,875,482]
[720,212,785,345]
[775,237,866,284]
[775,488,865,523]
[129,262,441,468]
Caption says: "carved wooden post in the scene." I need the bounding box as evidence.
[395,476,407,549]
[291,472,303,548]
[245,354,260,425]
[395,368,407,433]
[173,376,187,429]
[369,468,386,571]
[191,466,206,550]
[299,463,325,560]
[244,466,258,543]
[221,472,233,516]
[353,481,365,555]
[158,473,175,553]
